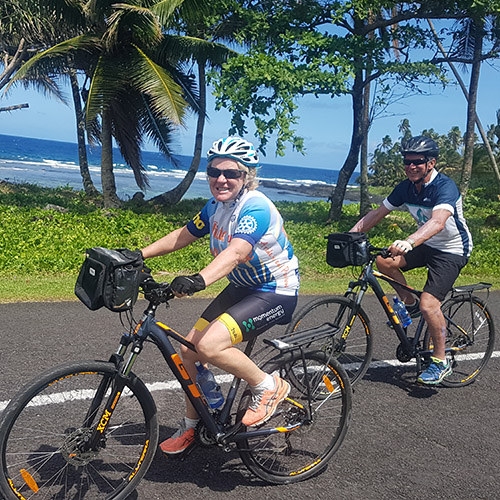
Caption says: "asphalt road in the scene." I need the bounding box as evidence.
[1,291,499,500]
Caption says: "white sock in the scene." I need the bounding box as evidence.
[251,373,275,392]
[184,416,199,429]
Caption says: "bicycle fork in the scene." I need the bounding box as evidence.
[80,333,140,453]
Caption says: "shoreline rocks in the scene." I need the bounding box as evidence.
[260,180,383,203]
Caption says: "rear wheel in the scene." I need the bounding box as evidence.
[237,350,352,483]
[423,295,495,387]
[0,361,158,500]
[285,296,373,385]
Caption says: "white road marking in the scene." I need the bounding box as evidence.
[1,353,498,413]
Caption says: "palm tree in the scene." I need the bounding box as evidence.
[11,0,231,207]
[428,15,500,194]
[3,0,99,196]
[149,1,239,206]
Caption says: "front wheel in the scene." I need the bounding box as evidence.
[423,295,495,387]
[285,296,373,385]
[237,350,352,484]
[0,361,159,500]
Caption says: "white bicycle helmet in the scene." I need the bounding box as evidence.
[207,136,260,167]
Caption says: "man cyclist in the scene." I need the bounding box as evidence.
[350,135,472,384]
[142,136,299,454]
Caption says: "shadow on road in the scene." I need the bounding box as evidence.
[144,425,262,492]
[362,362,438,398]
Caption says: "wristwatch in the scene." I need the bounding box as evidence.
[406,237,416,249]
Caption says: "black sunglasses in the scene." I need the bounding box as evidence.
[207,166,245,179]
[403,158,427,166]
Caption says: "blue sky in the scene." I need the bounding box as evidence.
[1,60,499,171]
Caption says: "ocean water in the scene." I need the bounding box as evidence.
[0,134,357,203]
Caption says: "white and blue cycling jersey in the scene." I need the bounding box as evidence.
[186,190,300,296]
[383,169,473,257]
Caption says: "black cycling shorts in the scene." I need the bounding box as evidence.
[193,284,298,344]
[401,244,469,301]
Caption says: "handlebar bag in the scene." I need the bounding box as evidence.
[75,247,143,312]
[326,232,368,268]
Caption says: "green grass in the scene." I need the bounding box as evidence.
[0,180,498,303]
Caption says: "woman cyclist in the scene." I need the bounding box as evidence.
[142,136,300,455]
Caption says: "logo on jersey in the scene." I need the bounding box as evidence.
[192,211,205,230]
[236,215,257,234]
[243,318,255,333]
[416,208,429,224]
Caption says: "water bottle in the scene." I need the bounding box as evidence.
[392,297,412,327]
[195,362,224,409]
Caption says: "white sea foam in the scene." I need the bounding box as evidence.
[0,158,340,202]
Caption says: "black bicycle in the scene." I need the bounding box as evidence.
[0,278,352,500]
[285,234,495,387]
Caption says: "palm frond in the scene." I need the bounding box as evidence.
[174,0,211,23]
[7,34,101,91]
[138,94,180,167]
[104,3,162,51]
[85,54,127,125]
[157,34,236,67]
[130,45,187,126]
[165,65,199,113]
[450,18,477,60]
[149,0,185,26]
[84,0,116,23]
[109,91,150,190]
[18,74,68,104]
[86,115,101,146]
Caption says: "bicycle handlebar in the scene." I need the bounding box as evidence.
[140,277,174,305]
[368,244,392,260]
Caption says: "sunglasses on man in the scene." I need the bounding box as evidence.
[207,166,245,179]
[403,158,427,166]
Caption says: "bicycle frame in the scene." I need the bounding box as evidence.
[84,300,308,453]
[342,256,425,360]
[339,253,491,366]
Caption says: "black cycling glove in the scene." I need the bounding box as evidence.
[171,274,206,296]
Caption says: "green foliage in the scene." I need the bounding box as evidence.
[210,1,455,156]
[9,0,233,201]
[0,182,498,302]
[368,120,500,192]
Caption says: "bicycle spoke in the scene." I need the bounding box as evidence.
[237,351,351,483]
[0,362,158,500]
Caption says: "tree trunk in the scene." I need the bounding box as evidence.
[149,61,207,206]
[428,19,500,190]
[327,69,364,222]
[460,23,483,197]
[0,38,27,90]
[359,77,371,217]
[69,69,99,197]
[0,103,28,112]
[100,109,120,208]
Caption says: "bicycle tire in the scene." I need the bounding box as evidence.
[423,295,495,387]
[0,361,159,500]
[236,350,352,484]
[285,296,373,385]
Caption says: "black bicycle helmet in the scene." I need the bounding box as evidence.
[401,136,439,158]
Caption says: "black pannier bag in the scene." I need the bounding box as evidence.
[326,232,369,268]
[75,247,143,312]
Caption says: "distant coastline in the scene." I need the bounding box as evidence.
[0,134,362,204]
[260,180,384,204]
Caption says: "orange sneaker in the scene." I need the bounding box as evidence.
[160,421,195,455]
[242,373,291,427]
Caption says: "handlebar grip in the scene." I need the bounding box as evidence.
[379,248,391,259]
[368,244,391,259]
